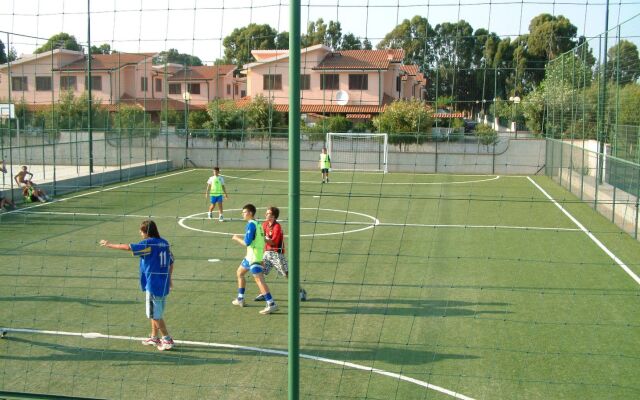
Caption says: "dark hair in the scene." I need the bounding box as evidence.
[140,220,160,238]
[243,204,256,216]
[213,166,220,172]
[267,206,280,220]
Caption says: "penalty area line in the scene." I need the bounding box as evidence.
[1,327,475,400]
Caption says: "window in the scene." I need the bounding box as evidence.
[226,84,231,95]
[234,85,239,95]
[187,83,200,95]
[36,76,52,91]
[300,74,311,90]
[155,78,163,92]
[349,74,368,90]
[396,76,401,92]
[263,74,282,90]
[84,76,102,91]
[320,74,339,90]
[141,77,148,92]
[11,76,27,91]
[60,76,77,91]
[240,90,246,98]
[169,83,181,94]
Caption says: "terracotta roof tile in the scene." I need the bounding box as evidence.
[314,49,404,70]
[57,53,156,71]
[169,65,236,81]
[401,65,419,76]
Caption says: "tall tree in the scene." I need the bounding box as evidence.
[606,40,640,85]
[527,14,577,61]
[35,33,82,53]
[0,39,6,64]
[340,33,363,50]
[154,48,202,66]
[223,23,279,66]
[377,15,435,66]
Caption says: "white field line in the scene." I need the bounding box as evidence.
[527,177,640,285]
[223,174,501,185]
[1,327,475,400]
[15,209,579,233]
[1,169,196,216]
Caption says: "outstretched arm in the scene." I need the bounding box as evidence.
[99,240,131,251]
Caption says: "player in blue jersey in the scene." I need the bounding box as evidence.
[100,220,175,350]
[231,204,278,314]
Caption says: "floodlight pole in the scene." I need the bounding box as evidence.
[288,0,301,399]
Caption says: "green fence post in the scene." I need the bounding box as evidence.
[288,1,301,399]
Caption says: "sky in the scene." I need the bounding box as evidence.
[1,0,639,64]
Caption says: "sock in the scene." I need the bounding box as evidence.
[264,292,273,304]
[163,335,172,341]
[237,288,245,299]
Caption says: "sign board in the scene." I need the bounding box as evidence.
[0,103,15,119]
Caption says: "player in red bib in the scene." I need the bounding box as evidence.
[255,206,307,301]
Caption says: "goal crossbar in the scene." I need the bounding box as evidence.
[326,132,389,173]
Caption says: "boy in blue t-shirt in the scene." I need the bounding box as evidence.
[100,220,175,351]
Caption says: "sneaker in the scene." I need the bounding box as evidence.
[232,298,245,307]
[142,337,160,346]
[158,337,174,351]
[207,212,212,219]
[259,303,278,315]
[299,288,307,301]
[254,293,266,302]
[218,215,224,222]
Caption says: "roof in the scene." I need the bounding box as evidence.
[245,44,328,69]
[56,52,156,71]
[0,49,84,70]
[168,65,236,81]
[313,49,405,71]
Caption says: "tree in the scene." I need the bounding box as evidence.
[0,39,6,64]
[527,14,577,61]
[153,48,202,66]
[35,33,82,54]
[606,40,640,85]
[90,44,113,55]
[372,99,433,147]
[340,33,371,50]
[377,15,435,66]
[223,23,280,66]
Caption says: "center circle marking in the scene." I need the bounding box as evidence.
[178,207,380,237]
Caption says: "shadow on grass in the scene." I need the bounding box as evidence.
[2,336,238,366]
[299,298,511,317]
[302,345,478,365]
[0,295,136,307]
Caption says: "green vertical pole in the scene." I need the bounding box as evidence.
[597,0,610,184]
[288,1,300,399]
[87,0,94,178]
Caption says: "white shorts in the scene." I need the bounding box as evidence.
[145,292,167,320]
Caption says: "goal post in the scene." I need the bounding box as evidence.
[326,132,389,173]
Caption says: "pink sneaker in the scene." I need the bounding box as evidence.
[158,337,174,351]
[141,337,160,346]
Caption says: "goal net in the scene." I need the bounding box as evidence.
[326,132,389,173]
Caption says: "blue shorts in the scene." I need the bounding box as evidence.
[145,292,167,320]
[241,258,264,275]
[210,195,224,204]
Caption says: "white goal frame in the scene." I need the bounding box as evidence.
[326,132,389,173]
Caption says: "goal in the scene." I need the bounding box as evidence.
[326,132,389,173]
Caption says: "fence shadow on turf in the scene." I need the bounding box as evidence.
[2,336,239,366]
[302,345,478,365]
[300,298,511,318]
[0,295,136,307]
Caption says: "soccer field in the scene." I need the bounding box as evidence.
[1,169,639,399]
